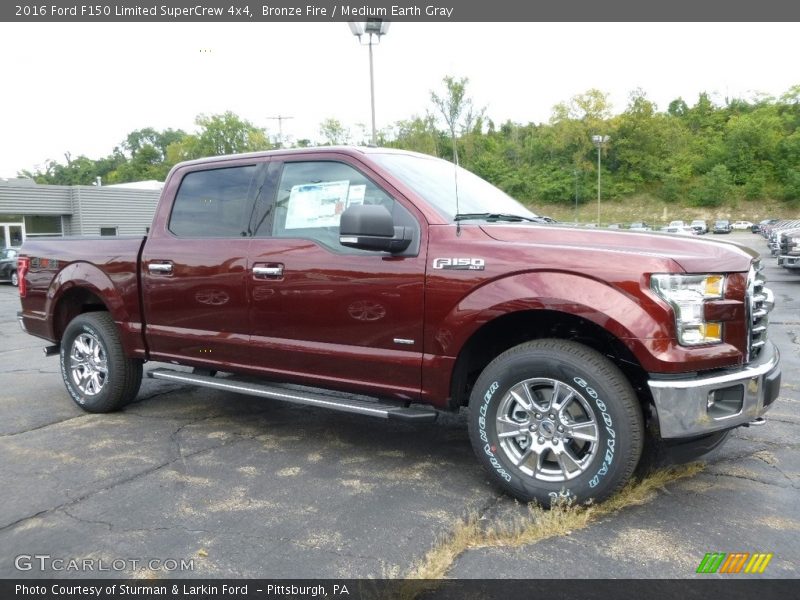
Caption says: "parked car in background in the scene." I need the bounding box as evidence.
[732,220,754,230]
[769,222,800,257]
[713,219,733,234]
[778,229,800,269]
[661,225,697,236]
[629,221,651,231]
[668,220,686,228]
[690,220,708,234]
[0,247,19,286]
[753,219,778,234]
[607,223,624,229]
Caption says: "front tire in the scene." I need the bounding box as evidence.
[468,339,643,505]
[10,271,18,287]
[60,312,142,413]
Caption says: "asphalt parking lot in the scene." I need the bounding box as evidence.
[0,231,798,580]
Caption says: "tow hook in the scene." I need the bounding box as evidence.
[43,344,60,357]
[743,417,767,428]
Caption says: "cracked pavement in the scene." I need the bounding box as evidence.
[0,231,798,579]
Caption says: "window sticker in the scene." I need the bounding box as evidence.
[347,184,366,206]
[285,180,350,229]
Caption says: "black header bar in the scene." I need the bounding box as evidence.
[3,0,800,22]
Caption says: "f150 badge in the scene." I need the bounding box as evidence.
[432,258,485,271]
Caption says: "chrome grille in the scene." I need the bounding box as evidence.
[747,261,772,362]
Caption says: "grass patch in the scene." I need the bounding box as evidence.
[405,462,704,584]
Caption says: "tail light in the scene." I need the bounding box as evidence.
[17,256,30,298]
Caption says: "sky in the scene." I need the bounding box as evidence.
[1,21,798,178]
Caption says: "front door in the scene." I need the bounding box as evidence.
[246,156,427,400]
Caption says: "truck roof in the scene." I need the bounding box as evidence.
[173,146,423,169]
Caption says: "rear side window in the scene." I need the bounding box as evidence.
[169,165,257,237]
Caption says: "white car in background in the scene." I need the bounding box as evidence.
[732,220,754,230]
[660,225,697,236]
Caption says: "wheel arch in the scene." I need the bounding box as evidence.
[448,309,654,423]
[52,286,110,342]
[43,261,148,359]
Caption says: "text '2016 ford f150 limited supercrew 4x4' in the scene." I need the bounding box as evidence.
[16,147,781,504]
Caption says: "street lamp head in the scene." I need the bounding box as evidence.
[592,134,610,147]
[365,19,390,36]
[350,19,390,43]
[348,21,365,37]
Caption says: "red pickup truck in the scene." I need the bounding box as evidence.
[16,147,781,504]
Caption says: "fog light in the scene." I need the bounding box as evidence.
[707,385,744,419]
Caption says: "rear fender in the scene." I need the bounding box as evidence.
[45,262,144,357]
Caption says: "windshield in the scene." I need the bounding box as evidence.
[370,152,537,221]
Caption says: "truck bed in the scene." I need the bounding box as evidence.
[18,236,147,355]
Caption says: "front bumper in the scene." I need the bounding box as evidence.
[778,255,800,269]
[648,341,781,439]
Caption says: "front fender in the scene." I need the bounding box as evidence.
[430,271,742,374]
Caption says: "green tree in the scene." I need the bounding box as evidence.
[319,118,350,145]
[107,127,188,183]
[390,115,440,156]
[691,164,733,207]
[430,75,483,164]
[166,112,270,162]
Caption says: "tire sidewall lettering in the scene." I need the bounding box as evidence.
[478,381,512,482]
[572,376,616,489]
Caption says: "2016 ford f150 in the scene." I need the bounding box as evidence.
[16,147,781,504]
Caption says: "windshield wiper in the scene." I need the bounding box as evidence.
[454,212,538,223]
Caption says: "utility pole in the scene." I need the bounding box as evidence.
[592,135,610,226]
[266,115,294,148]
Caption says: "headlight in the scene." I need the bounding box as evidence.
[651,274,724,346]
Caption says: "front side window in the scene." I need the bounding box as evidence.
[259,161,400,251]
[169,165,258,237]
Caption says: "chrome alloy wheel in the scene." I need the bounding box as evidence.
[69,332,108,396]
[495,378,599,482]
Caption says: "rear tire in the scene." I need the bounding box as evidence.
[468,339,643,505]
[10,271,18,287]
[60,312,142,413]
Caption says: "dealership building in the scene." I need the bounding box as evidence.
[0,178,161,247]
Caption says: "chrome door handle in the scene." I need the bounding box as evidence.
[148,262,173,274]
[253,265,284,277]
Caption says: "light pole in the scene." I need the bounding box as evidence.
[592,135,610,226]
[348,19,390,146]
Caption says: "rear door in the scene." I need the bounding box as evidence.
[141,158,264,367]
[246,154,427,400]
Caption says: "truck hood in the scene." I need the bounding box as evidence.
[480,224,758,273]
